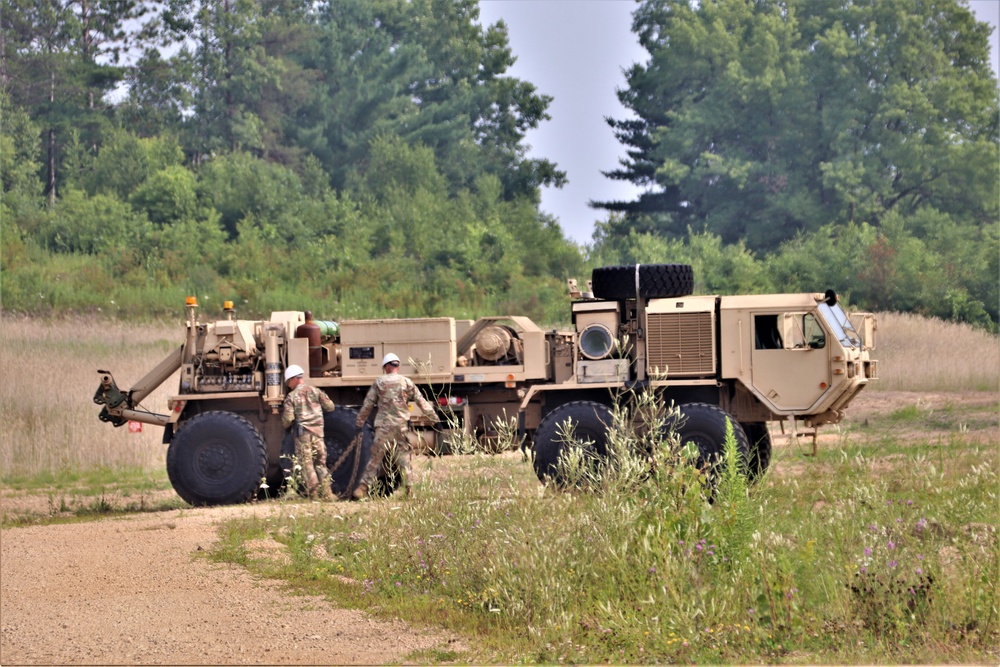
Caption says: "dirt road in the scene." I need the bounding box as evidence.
[0,502,459,665]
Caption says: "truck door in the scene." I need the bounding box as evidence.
[750,312,831,412]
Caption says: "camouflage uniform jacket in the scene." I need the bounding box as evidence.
[357,373,436,429]
[281,383,335,437]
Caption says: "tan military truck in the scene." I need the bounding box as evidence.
[94,264,877,505]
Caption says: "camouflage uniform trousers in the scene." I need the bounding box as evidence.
[295,432,333,500]
[360,423,414,494]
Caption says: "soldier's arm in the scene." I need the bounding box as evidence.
[320,390,335,413]
[281,396,295,430]
[356,382,378,426]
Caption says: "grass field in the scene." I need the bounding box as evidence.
[872,312,1000,391]
[1,311,997,663]
[0,316,179,484]
[208,400,997,664]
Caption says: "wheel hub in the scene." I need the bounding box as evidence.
[197,440,234,480]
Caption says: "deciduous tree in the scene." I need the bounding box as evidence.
[598,0,998,253]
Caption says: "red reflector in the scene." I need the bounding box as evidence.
[128,421,143,433]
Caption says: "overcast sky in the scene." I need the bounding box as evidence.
[478,0,1000,246]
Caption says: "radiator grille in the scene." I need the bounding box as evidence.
[646,312,715,377]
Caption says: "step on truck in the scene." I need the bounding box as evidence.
[94,264,877,505]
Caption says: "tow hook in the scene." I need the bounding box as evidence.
[94,371,128,427]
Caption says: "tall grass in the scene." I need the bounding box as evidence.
[214,399,998,663]
[873,311,1000,391]
[0,316,180,482]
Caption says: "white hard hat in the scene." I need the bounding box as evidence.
[381,353,400,366]
[284,364,304,382]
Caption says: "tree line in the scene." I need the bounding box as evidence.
[2,0,996,329]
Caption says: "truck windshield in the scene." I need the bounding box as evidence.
[818,302,863,348]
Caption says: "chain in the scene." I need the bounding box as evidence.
[328,429,365,499]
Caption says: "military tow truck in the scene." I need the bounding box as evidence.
[94,264,877,505]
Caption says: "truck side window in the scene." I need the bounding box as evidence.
[804,314,826,349]
[754,315,783,350]
[780,313,826,349]
[782,313,806,348]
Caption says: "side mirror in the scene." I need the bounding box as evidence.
[848,313,878,351]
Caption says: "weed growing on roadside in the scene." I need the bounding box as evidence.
[849,508,935,637]
[206,386,998,664]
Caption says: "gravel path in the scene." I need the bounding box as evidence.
[0,502,459,665]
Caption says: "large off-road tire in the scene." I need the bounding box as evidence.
[323,408,384,498]
[166,411,267,506]
[741,422,772,482]
[666,403,750,480]
[591,263,694,300]
[532,400,613,485]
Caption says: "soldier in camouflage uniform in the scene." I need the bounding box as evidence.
[353,353,437,499]
[281,364,336,501]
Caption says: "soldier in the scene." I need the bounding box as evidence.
[353,353,437,499]
[281,364,336,501]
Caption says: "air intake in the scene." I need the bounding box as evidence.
[646,312,715,377]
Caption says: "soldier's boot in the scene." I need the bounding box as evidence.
[316,471,335,502]
[303,466,321,500]
[351,483,368,501]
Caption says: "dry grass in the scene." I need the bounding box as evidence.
[872,312,1000,392]
[0,315,183,480]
